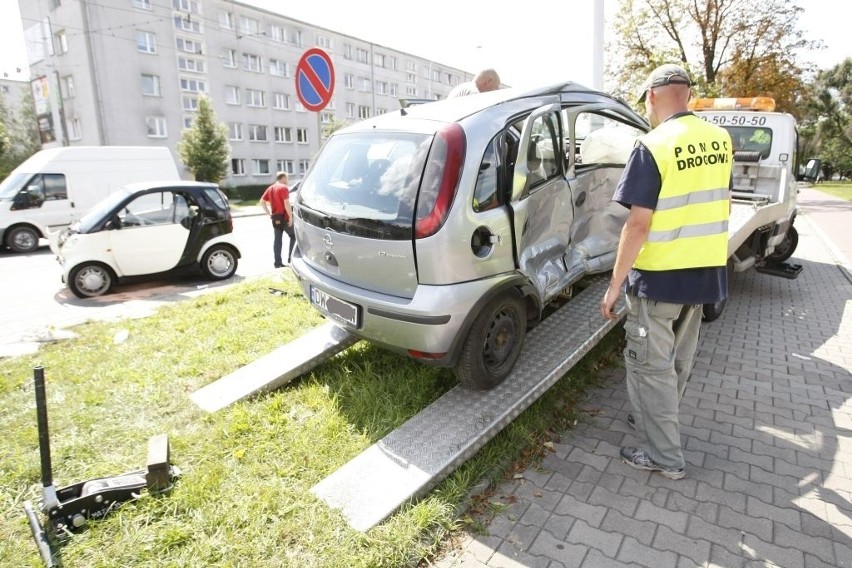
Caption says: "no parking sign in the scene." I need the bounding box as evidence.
[295,48,335,112]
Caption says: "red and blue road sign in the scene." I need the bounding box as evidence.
[295,48,335,112]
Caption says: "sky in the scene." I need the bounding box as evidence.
[2,0,849,90]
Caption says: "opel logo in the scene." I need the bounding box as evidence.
[322,233,334,249]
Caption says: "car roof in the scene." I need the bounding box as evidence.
[345,81,642,134]
[120,181,219,193]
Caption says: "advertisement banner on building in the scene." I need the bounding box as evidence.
[31,76,56,144]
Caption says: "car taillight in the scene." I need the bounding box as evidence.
[414,123,465,239]
[226,211,233,233]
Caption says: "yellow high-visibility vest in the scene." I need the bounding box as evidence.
[635,114,733,271]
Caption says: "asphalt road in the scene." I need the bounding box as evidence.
[0,213,281,357]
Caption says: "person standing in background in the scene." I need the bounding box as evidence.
[260,171,295,268]
[447,68,501,98]
[600,64,733,480]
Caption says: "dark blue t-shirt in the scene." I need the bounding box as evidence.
[612,127,728,305]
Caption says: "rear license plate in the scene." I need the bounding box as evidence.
[310,286,360,327]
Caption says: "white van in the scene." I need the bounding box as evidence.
[0,146,181,253]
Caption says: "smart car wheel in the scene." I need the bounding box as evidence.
[454,292,527,390]
[201,245,238,280]
[68,262,115,298]
[7,226,40,253]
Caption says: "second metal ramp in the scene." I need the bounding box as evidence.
[310,276,624,532]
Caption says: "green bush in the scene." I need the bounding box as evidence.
[220,184,268,201]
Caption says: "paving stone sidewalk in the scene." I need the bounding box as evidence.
[433,207,852,567]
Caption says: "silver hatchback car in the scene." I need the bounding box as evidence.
[291,82,649,389]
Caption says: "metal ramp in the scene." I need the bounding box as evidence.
[190,323,358,412]
[310,276,624,532]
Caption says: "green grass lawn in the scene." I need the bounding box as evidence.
[0,272,621,567]
[810,180,852,201]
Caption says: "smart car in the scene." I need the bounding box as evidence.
[291,82,650,389]
[50,181,241,298]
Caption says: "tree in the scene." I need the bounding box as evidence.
[608,0,820,116]
[802,59,852,178]
[177,96,230,183]
[0,87,41,180]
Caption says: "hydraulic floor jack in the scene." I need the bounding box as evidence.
[23,366,181,567]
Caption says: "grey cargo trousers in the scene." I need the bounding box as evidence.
[623,293,703,469]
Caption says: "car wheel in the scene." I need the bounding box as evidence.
[454,292,527,390]
[68,263,115,298]
[201,245,238,280]
[767,225,798,263]
[7,226,40,253]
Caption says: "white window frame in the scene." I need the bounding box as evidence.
[136,30,156,54]
[228,122,243,140]
[299,160,310,175]
[178,56,205,73]
[222,48,236,68]
[276,160,294,174]
[248,124,267,142]
[176,37,202,54]
[269,59,288,77]
[245,89,265,107]
[231,158,245,176]
[62,75,75,98]
[182,95,199,111]
[240,16,260,36]
[218,11,233,29]
[225,85,240,105]
[251,159,270,175]
[180,77,206,93]
[274,126,292,143]
[344,74,354,90]
[146,116,167,138]
[132,0,152,10]
[141,73,161,96]
[173,15,202,34]
[269,25,286,42]
[243,53,262,73]
[296,128,309,144]
[68,117,82,140]
[272,92,290,110]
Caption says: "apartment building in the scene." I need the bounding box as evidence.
[17,0,473,186]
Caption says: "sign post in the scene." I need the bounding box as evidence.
[295,48,335,156]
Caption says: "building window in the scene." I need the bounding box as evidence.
[356,48,369,64]
[222,48,236,68]
[251,159,270,175]
[182,95,199,111]
[358,105,371,119]
[132,0,152,9]
[240,16,260,36]
[269,25,286,42]
[320,111,334,124]
[173,15,201,34]
[183,116,194,128]
[141,74,161,96]
[299,160,310,175]
[180,78,206,93]
[388,56,397,71]
[274,126,291,142]
[146,116,167,138]
[290,29,302,46]
[343,44,352,60]
[358,77,371,92]
[225,85,240,105]
[269,59,288,77]
[406,72,416,83]
[68,117,81,140]
[248,124,267,141]
[389,84,398,97]
[375,81,388,95]
[178,56,205,73]
[245,89,265,107]
[295,101,307,113]
[176,37,202,54]
[231,158,245,176]
[172,0,199,13]
[55,30,69,54]
[228,122,243,140]
[405,85,417,96]
[218,11,233,29]
[272,92,290,110]
[317,35,332,49]
[346,103,355,118]
[62,75,75,98]
[296,128,309,144]
[406,60,416,72]
[374,53,385,68]
[242,53,262,73]
[276,160,294,174]
[344,74,354,89]
[136,31,156,54]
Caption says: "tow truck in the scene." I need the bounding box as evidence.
[689,96,818,320]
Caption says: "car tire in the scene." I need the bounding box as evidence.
[68,262,115,298]
[7,226,40,253]
[767,225,798,263]
[454,292,527,390]
[201,245,238,280]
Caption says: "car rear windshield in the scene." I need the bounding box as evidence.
[297,131,432,239]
